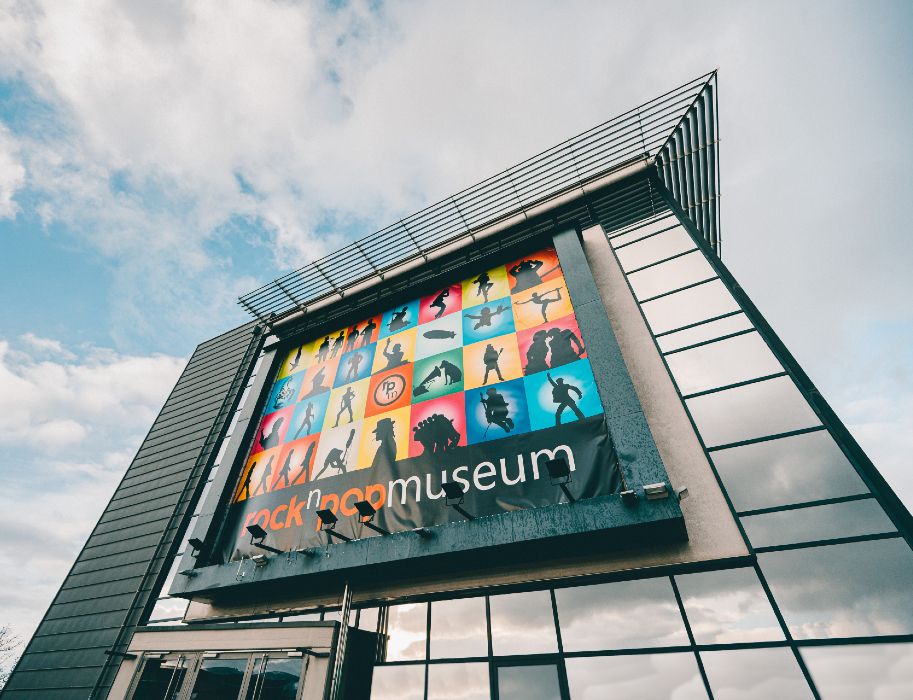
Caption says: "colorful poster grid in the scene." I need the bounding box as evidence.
[234,247,601,503]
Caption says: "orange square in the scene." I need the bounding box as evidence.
[366,364,414,417]
[271,435,320,492]
[299,355,340,400]
[505,247,563,294]
[512,279,573,330]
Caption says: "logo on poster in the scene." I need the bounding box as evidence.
[374,373,406,406]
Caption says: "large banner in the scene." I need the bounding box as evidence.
[221,247,618,561]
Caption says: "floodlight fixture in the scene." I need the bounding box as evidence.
[412,527,434,539]
[440,482,474,520]
[316,509,352,542]
[246,524,283,555]
[187,537,206,556]
[644,482,670,500]
[545,457,576,503]
[251,553,269,567]
[354,500,390,536]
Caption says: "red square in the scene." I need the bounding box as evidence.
[252,406,294,454]
[515,314,587,376]
[408,392,467,458]
[419,283,462,324]
[505,247,563,294]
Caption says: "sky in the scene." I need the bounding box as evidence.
[0,0,911,656]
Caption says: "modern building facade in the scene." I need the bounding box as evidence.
[5,71,913,700]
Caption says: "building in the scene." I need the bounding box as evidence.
[5,70,913,699]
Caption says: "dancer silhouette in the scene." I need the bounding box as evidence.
[516,288,562,323]
[429,289,450,319]
[293,402,315,439]
[291,441,317,484]
[254,455,274,495]
[335,387,357,426]
[288,346,303,372]
[547,373,585,425]
[274,450,294,490]
[482,343,504,385]
[315,336,331,363]
[465,304,508,330]
[508,259,544,292]
[473,272,494,303]
[524,330,550,375]
[388,307,410,332]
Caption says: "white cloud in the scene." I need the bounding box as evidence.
[0,123,25,218]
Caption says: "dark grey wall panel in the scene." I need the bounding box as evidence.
[3,322,260,699]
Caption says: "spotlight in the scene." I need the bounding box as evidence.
[187,537,206,556]
[246,524,283,555]
[643,482,670,500]
[440,482,474,520]
[316,509,352,542]
[620,489,639,506]
[251,553,269,567]
[354,500,390,536]
[545,457,576,503]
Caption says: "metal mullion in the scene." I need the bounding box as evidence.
[654,310,744,338]
[624,247,699,275]
[662,328,756,356]
[738,493,874,518]
[669,576,716,700]
[753,532,901,554]
[636,276,718,305]
[696,94,713,239]
[680,371,789,400]
[611,222,680,249]
[705,425,827,452]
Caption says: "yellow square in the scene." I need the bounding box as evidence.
[356,405,412,470]
[277,340,315,379]
[371,326,418,374]
[462,334,522,390]
[322,378,370,431]
[462,264,511,309]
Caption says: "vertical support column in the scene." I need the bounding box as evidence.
[328,582,353,700]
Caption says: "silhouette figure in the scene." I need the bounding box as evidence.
[547,327,585,367]
[473,272,494,303]
[273,379,297,410]
[329,331,346,359]
[274,450,294,490]
[413,360,462,396]
[334,387,357,426]
[344,325,361,353]
[260,417,285,449]
[239,462,254,500]
[312,429,356,479]
[288,346,303,372]
[291,441,317,484]
[524,330,550,375]
[345,351,365,381]
[293,402,316,439]
[371,417,398,469]
[516,288,562,323]
[429,289,450,319]
[305,366,330,397]
[382,338,407,370]
[465,304,508,330]
[360,318,378,347]
[254,455,274,495]
[388,307,410,333]
[482,344,504,385]
[548,373,585,425]
[480,387,514,435]
[315,336,331,363]
[412,414,460,455]
[509,258,544,292]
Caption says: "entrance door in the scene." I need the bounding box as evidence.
[493,658,570,700]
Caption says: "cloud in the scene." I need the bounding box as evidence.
[0,123,25,218]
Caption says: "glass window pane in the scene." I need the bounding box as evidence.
[428,662,490,700]
[358,607,379,631]
[666,332,783,396]
[627,250,716,301]
[641,280,741,336]
[188,657,248,699]
[555,578,688,651]
[497,664,561,700]
[700,648,814,700]
[246,657,302,700]
[710,431,868,512]
[282,612,321,622]
[370,665,424,700]
[656,314,753,353]
[384,603,427,661]
[489,590,558,656]
[566,653,708,700]
[609,215,679,247]
[430,597,487,658]
[801,642,913,699]
[132,657,186,700]
[760,538,913,639]
[616,227,696,271]
[675,568,785,643]
[742,499,896,548]
[148,597,189,623]
[687,376,820,448]
[160,558,182,597]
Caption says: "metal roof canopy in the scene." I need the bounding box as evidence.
[238,71,720,324]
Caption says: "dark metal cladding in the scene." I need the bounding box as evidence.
[2,322,262,700]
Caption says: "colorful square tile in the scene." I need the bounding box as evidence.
[357,405,412,470]
[233,447,280,502]
[273,435,320,491]
[366,364,414,417]
[415,313,463,361]
[461,264,511,309]
[419,283,462,324]
[408,392,467,458]
[265,372,304,414]
[379,299,420,339]
[512,279,572,330]
[287,392,331,441]
[463,333,522,390]
[506,247,563,294]
[516,315,587,376]
[312,421,362,481]
[323,378,370,431]
[523,359,603,431]
[276,340,314,379]
[462,296,515,345]
[371,327,417,374]
[411,348,464,403]
[299,356,340,399]
[334,343,376,387]
[466,377,531,444]
[252,407,294,454]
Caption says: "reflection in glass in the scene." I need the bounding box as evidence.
[610,216,679,247]
[760,539,913,639]
[615,227,696,271]
[132,656,186,700]
[675,568,784,643]
[686,376,820,447]
[188,658,248,699]
[742,499,896,548]
[489,590,558,656]
[430,597,487,658]
[565,653,708,700]
[627,250,715,301]
[497,664,562,700]
[148,597,189,622]
[370,665,424,700]
[358,607,379,632]
[384,603,428,661]
[710,430,867,512]
[700,647,814,700]
[428,662,490,700]
[556,577,688,651]
[641,280,741,336]
[801,642,913,699]
[656,314,753,353]
[666,331,782,396]
[245,657,302,700]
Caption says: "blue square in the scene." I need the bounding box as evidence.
[462,296,515,345]
[379,299,420,339]
[287,392,330,440]
[334,344,376,387]
[523,358,603,431]
[466,378,531,444]
[265,373,304,413]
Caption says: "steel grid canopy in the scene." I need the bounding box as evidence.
[238,71,720,325]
